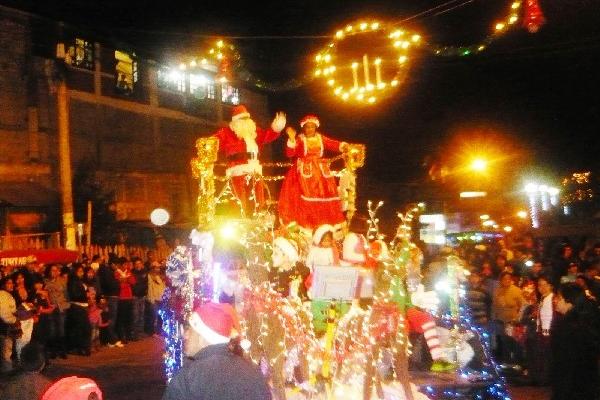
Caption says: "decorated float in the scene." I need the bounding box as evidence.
[155,106,512,400]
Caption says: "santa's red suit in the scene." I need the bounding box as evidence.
[212,105,284,213]
[278,115,346,230]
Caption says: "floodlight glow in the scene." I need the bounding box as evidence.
[220,224,237,240]
[524,183,539,193]
[517,210,528,219]
[480,214,490,220]
[482,220,495,227]
[471,158,487,172]
[503,226,513,233]
[460,191,487,198]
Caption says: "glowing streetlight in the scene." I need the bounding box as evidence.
[517,210,528,219]
[479,214,490,220]
[471,158,488,172]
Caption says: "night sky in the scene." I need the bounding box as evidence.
[7,0,600,188]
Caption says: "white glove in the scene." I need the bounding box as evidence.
[271,112,286,133]
[411,283,440,311]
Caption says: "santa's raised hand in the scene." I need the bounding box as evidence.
[271,111,286,133]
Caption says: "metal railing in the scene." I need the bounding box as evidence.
[0,232,61,251]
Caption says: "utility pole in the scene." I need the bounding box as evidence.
[56,69,77,250]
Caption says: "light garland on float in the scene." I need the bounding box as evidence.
[314,20,419,104]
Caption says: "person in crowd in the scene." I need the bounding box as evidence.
[0,276,17,373]
[44,264,69,359]
[583,262,600,300]
[131,257,148,340]
[0,342,52,400]
[559,262,579,284]
[146,261,166,336]
[551,283,600,400]
[528,275,554,386]
[97,256,122,347]
[492,271,525,364]
[12,271,36,363]
[83,266,101,296]
[494,254,508,277]
[31,276,55,358]
[88,291,102,352]
[278,115,348,231]
[466,270,492,327]
[97,296,118,346]
[480,261,498,296]
[552,244,575,286]
[66,264,91,356]
[525,259,545,282]
[162,302,271,400]
[90,255,102,272]
[115,257,135,344]
[19,261,44,289]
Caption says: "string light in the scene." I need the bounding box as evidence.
[314,20,418,104]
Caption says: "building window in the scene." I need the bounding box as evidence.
[221,83,240,105]
[115,50,137,94]
[158,67,186,93]
[66,38,94,70]
[190,72,215,100]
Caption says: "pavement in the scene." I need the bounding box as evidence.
[39,336,551,400]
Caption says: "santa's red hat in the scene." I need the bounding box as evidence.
[189,302,239,344]
[231,105,251,121]
[300,114,320,128]
[41,376,103,400]
[342,232,368,264]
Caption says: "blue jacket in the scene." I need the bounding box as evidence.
[162,344,271,400]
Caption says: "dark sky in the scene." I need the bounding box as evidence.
[7,0,600,186]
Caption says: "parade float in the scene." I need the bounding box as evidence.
[155,107,512,400]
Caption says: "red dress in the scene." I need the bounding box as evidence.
[278,133,346,229]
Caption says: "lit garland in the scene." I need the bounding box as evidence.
[314,20,419,104]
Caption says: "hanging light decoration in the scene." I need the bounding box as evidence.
[314,20,420,104]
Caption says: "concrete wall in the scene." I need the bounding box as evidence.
[0,5,270,225]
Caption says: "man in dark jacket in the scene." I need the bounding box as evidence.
[163,302,271,400]
[97,257,122,347]
[131,258,148,340]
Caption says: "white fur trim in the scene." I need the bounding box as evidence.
[226,160,262,177]
[300,116,320,128]
[232,112,250,121]
[313,224,335,245]
[189,312,231,344]
[287,138,297,148]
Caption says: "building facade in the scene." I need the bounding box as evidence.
[0,5,270,237]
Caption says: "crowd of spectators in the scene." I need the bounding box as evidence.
[458,236,600,398]
[0,252,167,374]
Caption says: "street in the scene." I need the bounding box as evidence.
[42,336,551,400]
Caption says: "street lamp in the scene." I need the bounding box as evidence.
[150,208,170,226]
[471,158,488,172]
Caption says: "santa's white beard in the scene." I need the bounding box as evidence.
[230,118,257,141]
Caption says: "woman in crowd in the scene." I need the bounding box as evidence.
[0,276,17,373]
[66,264,92,356]
[551,283,600,400]
[12,271,36,363]
[44,264,70,359]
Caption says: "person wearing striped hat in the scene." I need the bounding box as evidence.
[212,105,286,214]
[278,115,348,231]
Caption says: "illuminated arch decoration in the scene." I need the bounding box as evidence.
[314,21,422,104]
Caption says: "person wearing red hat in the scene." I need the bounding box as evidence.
[212,105,286,214]
[278,115,348,230]
[163,302,271,400]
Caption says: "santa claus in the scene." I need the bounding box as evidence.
[213,105,286,213]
